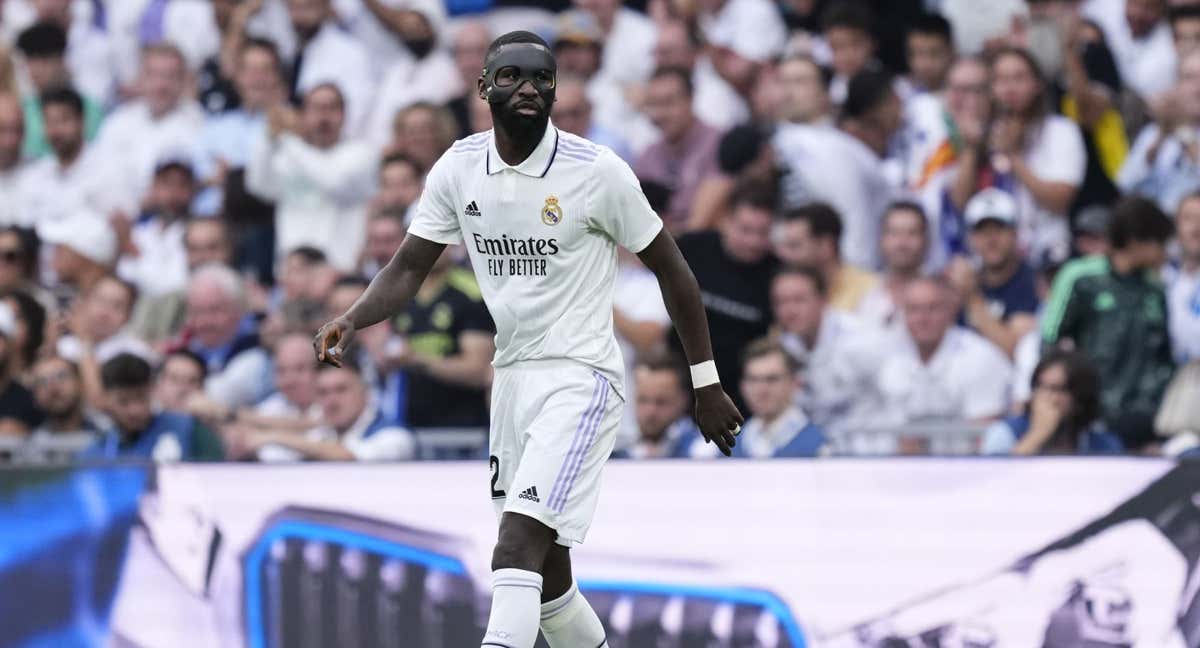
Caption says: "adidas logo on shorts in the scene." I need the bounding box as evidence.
[518,486,540,503]
[464,200,481,217]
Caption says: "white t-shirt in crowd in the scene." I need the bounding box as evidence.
[698,0,786,63]
[598,8,658,87]
[107,0,220,84]
[332,0,447,78]
[92,100,206,205]
[773,123,896,269]
[1014,115,1087,264]
[366,49,462,147]
[407,122,664,398]
[873,326,1013,425]
[778,309,888,433]
[286,23,376,136]
[612,262,670,446]
[0,165,27,227]
[1166,265,1200,364]
[16,146,135,230]
[1083,0,1177,98]
[245,131,377,272]
[117,217,189,298]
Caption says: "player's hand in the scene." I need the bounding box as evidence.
[694,384,744,457]
[313,317,355,367]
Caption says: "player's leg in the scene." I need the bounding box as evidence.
[482,512,557,648]
[539,545,609,648]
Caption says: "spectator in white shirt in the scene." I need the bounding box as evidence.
[1118,49,1200,214]
[364,7,460,146]
[246,83,376,272]
[1084,0,1177,99]
[772,265,883,436]
[91,44,205,207]
[0,94,24,227]
[117,160,196,299]
[217,333,322,455]
[20,0,117,104]
[698,0,787,100]
[873,276,1013,428]
[335,0,446,78]
[40,211,118,296]
[774,54,833,126]
[1167,192,1200,363]
[857,201,931,331]
[231,355,415,461]
[17,88,129,230]
[574,0,657,87]
[950,47,1086,266]
[279,0,374,135]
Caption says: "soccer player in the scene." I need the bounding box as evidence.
[313,31,743,648]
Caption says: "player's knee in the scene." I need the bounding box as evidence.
[492,513,555,572]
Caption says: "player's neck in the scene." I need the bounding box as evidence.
[494,120,547,166]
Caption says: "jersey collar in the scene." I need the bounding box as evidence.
[486,120,559,178]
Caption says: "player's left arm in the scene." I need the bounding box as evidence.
[638,230,744,456]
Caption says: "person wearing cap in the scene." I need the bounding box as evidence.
[41,210,119,296]
[0,300,43,436]
[1043,197,1176,450]
[116,159,196,299]
[1073,204,1112,256]
[16,87,132,229]
[634,66,722,233]
[14,22,104,160]
[946,188,1040,358]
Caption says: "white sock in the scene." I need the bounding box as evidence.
[539,580,608,648]
[482,568,543,648]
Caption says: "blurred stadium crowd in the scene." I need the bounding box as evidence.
[0,0,1198,463]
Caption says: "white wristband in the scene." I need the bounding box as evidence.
[689,360,719,389]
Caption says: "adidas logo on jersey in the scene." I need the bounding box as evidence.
[518,486,540,503]
[464,201,481,217]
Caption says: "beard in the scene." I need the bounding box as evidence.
[490,103,548,140]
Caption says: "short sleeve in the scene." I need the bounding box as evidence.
[407,154,462,245]
[588,149,664,253]
[1027,118,1087,186]
[347,426,416,461]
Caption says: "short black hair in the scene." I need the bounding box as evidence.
[717,123,770,175]
[841,69,895,121]
[16,22,67,58]
[484,31,552,70]
[101,353,153,391]
[380,151,421,175]
[241,36,283,77]
[1169,4,1200,28]
[729,179,779,214]
[634,350,688,393]
[649,65,694,97]
[0,225,41,280]
[40,86,84,118]
[907,12,953,44]
[883,200,929,235]
[741,337,800,374]
[1107,196,1174,249]
[773,264,827,298]
[287,246,328,266]
[820,0,875,36]
[781,202,843,244]
[162,349,208,382]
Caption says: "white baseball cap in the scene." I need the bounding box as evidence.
[964,188,1019,229]
[39,212,118,267]
[0,300,15,338]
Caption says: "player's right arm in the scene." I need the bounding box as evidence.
[316,153,462,366]
[314,234,446,365]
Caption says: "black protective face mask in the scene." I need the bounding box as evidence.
[480,43,557,108]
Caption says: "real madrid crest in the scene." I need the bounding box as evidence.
[541,195,564,226]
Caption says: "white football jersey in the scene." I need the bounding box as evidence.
[407,121,664,398]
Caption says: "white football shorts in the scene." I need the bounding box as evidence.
[489,360,622,547]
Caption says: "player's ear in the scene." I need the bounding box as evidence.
[477,77,487,101]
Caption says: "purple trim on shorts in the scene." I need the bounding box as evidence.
[552,376,610,513]
[547,373,603,509]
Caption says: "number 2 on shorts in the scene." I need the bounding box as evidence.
[490,455,506,498]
